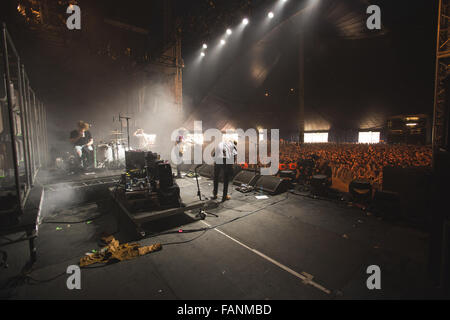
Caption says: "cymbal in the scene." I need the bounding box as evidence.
[110,131,123,135]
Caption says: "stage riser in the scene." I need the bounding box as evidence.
[44,181,119,209]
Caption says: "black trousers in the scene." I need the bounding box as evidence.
[213,163,233,199]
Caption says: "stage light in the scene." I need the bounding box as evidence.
[268,12,274,19]
[242,18,249,25]
[200,52,206,57]
[202,44,208,49]
[226,29,232,35]
[220,39,226,45]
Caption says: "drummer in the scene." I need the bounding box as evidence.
[70,121,94,168]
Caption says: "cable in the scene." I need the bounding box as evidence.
[1,195,286,292]
[142,192,290,241]
[0,234,32,248]
[160,230,208,246]
[288,189,351,208]
[25,271,67,284]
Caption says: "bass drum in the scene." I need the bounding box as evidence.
[116,143,126,162]
[96,144,113,166]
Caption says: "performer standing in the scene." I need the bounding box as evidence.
[213,140,237,202]
[70,121,94,168]
[133,128,152,151]
[174,133,184,178]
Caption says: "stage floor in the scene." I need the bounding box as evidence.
[0,173,445,299]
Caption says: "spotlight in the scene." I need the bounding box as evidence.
[242,18,249,25]
[202,44,208,49]
[220,39,226,45]
[268,12,274,19]
[200,52,205,57]
[226,29,232,35]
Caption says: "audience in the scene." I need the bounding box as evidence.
[278,143,432,190]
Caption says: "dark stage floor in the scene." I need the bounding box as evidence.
[0,170,445,300]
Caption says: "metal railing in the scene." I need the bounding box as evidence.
[0,23,48,214]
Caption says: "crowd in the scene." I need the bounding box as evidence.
[278,143,432,189]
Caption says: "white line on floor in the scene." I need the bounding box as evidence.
[200,220,332,295]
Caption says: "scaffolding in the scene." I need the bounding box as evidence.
[433,0,450,155]
[0,23,49,215]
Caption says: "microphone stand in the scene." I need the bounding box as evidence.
[194,166,202,201]
[194,165,218,219]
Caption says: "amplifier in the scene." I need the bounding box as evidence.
[125,151,146,171]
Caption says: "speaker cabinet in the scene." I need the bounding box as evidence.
[198,164,214,178]
[370,190,401,220]
[382,166,432,222]
[254,176,288,195]
[158,163,174,190]
[178,163,193,172]
[233,170,260,186]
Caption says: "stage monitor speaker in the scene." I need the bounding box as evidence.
[189,164,203,173]
[178,163,192,172]
[231,164,242,179]
[254,175,288,195]
[232,170,260,186]
[198,164,214,179]
[349,179,372,204]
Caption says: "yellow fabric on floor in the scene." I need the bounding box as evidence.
[79,237,162,267]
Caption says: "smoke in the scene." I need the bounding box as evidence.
[45,71,189,164]
[134,83,186,160]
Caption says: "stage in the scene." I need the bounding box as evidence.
[0,170,442,299]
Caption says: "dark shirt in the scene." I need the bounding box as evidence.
[70,130,92,147]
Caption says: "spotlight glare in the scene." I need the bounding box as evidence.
[243,18,249,25]
[226,29,232,35]
[202,44,208,49]
[220,39,226,45]
[200,52,205,57]
[268,12,274,19]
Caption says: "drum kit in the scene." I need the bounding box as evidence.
[96,130,128,169]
